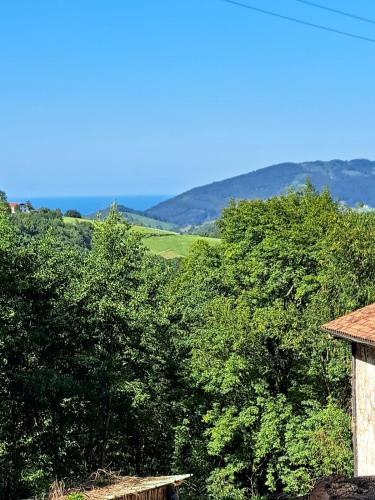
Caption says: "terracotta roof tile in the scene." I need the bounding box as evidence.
[321,303,375,346]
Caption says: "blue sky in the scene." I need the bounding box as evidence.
[1,0,375,197]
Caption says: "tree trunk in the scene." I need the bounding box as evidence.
[101,389,112,467]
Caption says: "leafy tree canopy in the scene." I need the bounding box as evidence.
[2,187,375,499]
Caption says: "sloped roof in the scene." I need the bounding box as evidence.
[321,303,375,346]
[62,475,191,499]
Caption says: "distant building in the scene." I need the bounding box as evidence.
[8,202,31,214]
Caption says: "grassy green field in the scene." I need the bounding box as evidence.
[64,217,220,258]
[141,232,220,258]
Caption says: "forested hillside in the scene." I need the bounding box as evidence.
[147,159,375,225]
[2,185,375,499]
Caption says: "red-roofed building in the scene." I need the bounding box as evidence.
[322,304,375,477]
[8,202,31,214]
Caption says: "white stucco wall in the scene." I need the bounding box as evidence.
[354,343,375,476]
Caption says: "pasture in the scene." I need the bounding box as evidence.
[64,216,220,258]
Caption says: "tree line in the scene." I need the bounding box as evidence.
[1,185,375,499]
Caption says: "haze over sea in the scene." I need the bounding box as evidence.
[23,195,172,216]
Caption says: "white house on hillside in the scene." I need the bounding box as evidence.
[8,202,31,214]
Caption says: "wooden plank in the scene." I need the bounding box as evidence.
[354,343,375,475]
[352,342,358,476]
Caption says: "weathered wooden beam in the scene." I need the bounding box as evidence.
[352,342,358,477]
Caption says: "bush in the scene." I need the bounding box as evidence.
[66,493,85,500]
[65,209,82,218]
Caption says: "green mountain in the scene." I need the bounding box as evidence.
[146,159,375,226]
[93,204,177,231]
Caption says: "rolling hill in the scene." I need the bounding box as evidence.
[92,204,177,231]
[146,159,375,226]
[64,217,219,259]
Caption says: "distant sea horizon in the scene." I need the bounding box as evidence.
[13,195,173,216]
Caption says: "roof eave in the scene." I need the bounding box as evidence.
[321,326,375,349]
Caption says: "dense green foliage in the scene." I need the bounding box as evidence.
[2,186,375,498]
[146,159,375,225]
[13,208,93,249]
[64,209,82,219]
[184,221,220,238]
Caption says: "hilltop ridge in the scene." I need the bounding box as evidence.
[146,159,375,225]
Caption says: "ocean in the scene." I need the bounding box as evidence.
[24,195,172,216]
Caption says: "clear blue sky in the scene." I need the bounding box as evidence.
[1,0,375,197]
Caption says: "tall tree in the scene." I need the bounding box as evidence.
[170,187,353,498]
[69,208,176,473]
